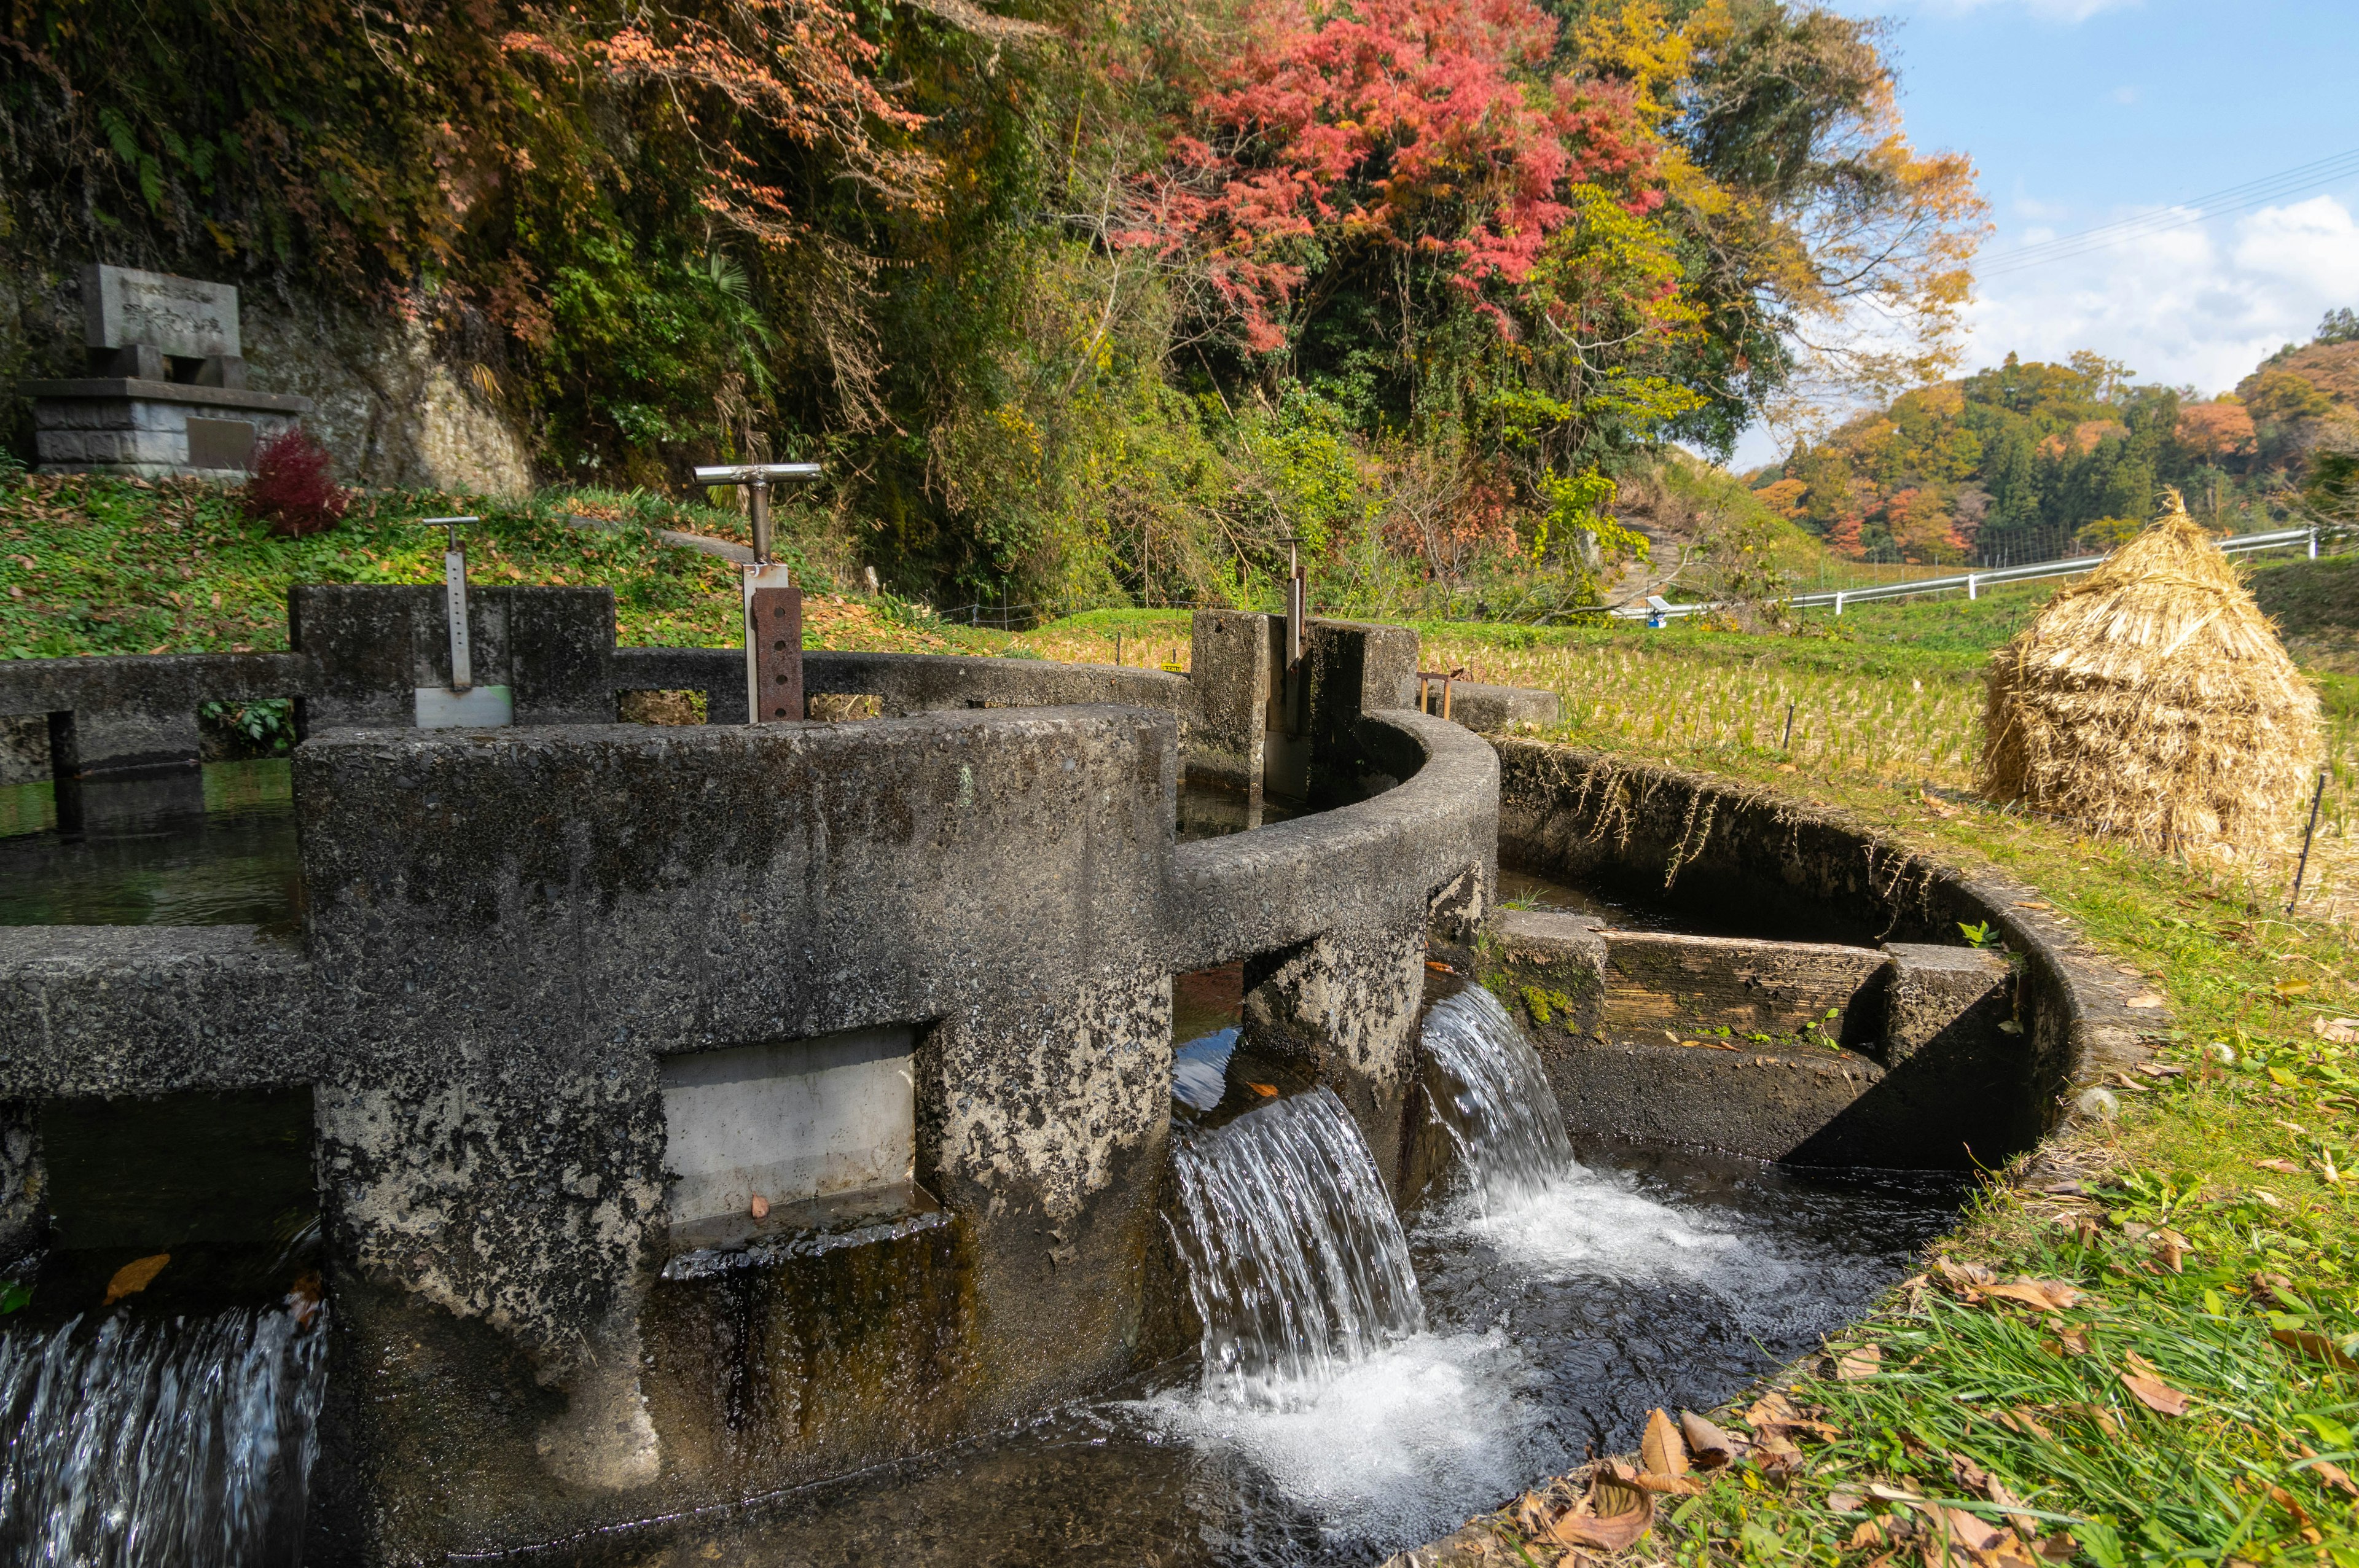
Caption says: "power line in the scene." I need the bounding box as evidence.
[1976,147,2359,279]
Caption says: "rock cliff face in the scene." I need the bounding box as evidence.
[2,264,532,496]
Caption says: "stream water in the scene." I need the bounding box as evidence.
[0,760,299,929]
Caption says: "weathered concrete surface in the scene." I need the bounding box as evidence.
[0,631,1496,1564]
[1430,680,1559,734]
[1188,609,1275,796]
[1600,930,1887,1043]
[1490,739,2162,1162]
[290,584,616,731]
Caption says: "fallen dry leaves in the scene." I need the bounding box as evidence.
[2119,1351,2191,1417]
[104,1252,170,1306]
[1837,1344,1884,1380]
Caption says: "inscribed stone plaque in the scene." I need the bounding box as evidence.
[185,416,257,471]
[82,264,240,359]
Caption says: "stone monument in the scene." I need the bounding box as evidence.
[18,264,312,479]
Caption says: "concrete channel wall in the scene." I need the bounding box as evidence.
[1487,738,2164,1164]
[0,592,1496,1562]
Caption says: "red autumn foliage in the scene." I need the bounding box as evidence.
[242,427,351,539]
[1121,0,1662,349]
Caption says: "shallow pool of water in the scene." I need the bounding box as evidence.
[0,760,299,929]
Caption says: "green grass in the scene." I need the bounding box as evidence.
[2251,556,2359,642]
[0,474,984,658]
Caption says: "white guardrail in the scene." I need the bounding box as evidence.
[1612,525,2325,621]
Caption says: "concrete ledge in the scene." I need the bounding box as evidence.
[1169,708,1498,969]
[0,926,318,1096]
[1431,681,1559,734]
[20,376,313,413]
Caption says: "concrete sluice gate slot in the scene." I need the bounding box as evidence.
[0,596,2099,1564]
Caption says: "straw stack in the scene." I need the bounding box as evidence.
[1980,491,2322,856]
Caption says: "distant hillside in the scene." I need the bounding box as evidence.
[1749,311,2359,565]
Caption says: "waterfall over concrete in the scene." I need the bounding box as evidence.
[0,1304,327,1566]
[1420,986,1575,1203]
[1167,1086,1424,1403]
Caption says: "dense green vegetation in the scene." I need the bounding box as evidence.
[1,0,1979,614]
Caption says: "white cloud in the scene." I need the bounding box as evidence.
[1962,195,2359,394]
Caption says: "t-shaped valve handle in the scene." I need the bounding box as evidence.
[689,465,824,724]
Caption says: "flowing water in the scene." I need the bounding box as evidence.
[1166,1087,1424,1402]
[567,978,1963,1568]
[0,1302,327,1565]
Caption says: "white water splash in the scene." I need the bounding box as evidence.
[1165,1086,1424,1403]
[1139,1327,1544,1551]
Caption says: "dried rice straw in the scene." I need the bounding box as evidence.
[1980,490,2322,857]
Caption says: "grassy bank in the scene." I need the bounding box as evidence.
[0,475,973,658]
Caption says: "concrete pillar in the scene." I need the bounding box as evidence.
[1243,921,1426,1190]
[1880,942,2014,1064]
[1186,610,1274,798]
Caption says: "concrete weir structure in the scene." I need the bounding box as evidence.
[0,589,2142,1564]
[0,591,1497,1561]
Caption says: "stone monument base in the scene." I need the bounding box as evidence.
[20,376,312,482]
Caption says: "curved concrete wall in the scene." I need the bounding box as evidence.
[1491,739,2162,1157]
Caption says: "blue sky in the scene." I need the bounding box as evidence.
[1731,0,2359,464]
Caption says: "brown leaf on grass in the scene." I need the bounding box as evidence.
[2037,1532,2079,1561]
[2312,1016,2359,1044]
[1679,1411,1735,1469]
[1544,1465,1654,1552]
[2055,1402,2121,1437]
[2038,1320,2094,1358]
[1982,1475,2041,1539]
[1828,1488,1868,1514]
[1641,1408,1688,1479]
[1937,1258,1997,1292]
[1978,1281,2083,1311]
[2270,1327,2359,1371]
[1995,1408,2054,1441]
[2255,1158,2302,1175]
[2119,1368,2190,1417]
[1846,1517,1886,1550]
[103,1254,170,1306]
[2251,1272,2304,1311]
[2300,1447,2358,1498]
[1940,1506,2018,1558]
[1836,1344,1882,1380]
[2268,1486,2314,1531]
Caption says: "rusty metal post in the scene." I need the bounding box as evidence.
[693,462,821,724]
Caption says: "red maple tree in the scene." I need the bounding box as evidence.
[1121,0,1662,349]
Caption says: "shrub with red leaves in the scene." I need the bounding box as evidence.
[242,427,350,538]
